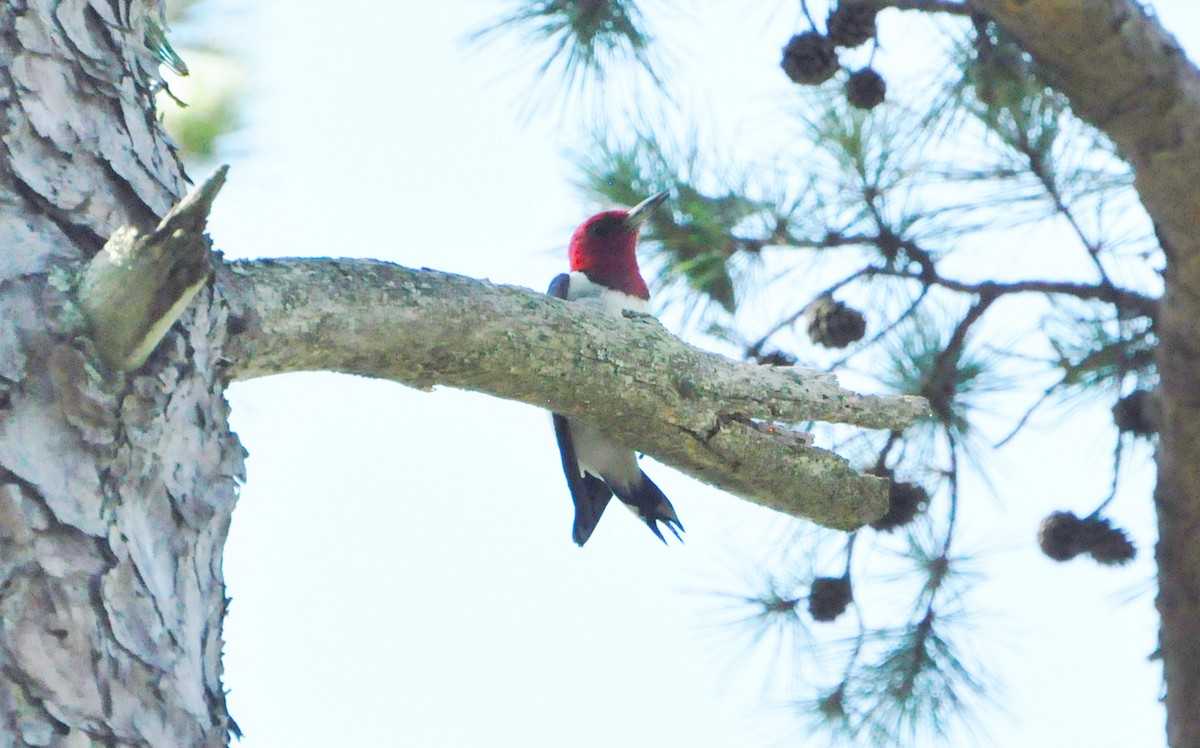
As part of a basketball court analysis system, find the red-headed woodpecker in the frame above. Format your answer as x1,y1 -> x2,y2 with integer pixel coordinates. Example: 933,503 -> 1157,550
547,191 -> 684,546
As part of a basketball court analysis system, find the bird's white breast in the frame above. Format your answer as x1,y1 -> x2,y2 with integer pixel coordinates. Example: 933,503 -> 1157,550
565,271 -> 649,317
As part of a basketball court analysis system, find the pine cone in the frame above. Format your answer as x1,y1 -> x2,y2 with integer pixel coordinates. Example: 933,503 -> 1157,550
1038,511 -> 1087,561
807,297 -> 866,348
781,32 -> 839,85
826,0 -> 878,49
870,480 -> 929,532
1080,516 -> 1136,565
808,576 -> 853,622
1113,390 -> 1158,437
846,67 -> 886,110
817,685 -> 847,718
1038,511 -> 1136,565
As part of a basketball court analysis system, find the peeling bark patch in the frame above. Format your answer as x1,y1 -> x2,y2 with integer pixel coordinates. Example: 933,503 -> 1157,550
47,344 -> 118,445
0,483 -> 36,548
101,558 -> 175,670
4,122 -> 91,212
56,0 -> 114,65
0,389 -> 106,537
0,206 -> 77,278
0,282 -> 37,381
5,0 -> 184,244
2,573 -> 106,724
10,53 -> 86,153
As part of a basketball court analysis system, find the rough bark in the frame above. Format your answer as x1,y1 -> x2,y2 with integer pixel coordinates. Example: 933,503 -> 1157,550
219,259 -> 928,529
967,2 -> 1200,745
1,1 -> 240,745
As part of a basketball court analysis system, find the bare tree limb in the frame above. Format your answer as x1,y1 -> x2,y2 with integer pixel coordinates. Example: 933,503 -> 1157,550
217,258 -> 929,530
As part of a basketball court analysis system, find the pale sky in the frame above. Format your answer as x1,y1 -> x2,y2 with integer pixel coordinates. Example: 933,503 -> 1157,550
176,1 -> 1200,746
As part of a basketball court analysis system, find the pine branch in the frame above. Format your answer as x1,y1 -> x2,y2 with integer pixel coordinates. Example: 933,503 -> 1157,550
865,266 -> 1158,319
768,226 -> 1159,318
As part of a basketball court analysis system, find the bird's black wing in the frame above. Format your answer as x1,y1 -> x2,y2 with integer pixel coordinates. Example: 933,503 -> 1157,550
547,273 -> 571,301
547,273 -> 613,545
551,413 -> 614,546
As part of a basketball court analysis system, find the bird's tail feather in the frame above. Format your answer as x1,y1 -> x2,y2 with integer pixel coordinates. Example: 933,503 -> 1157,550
616,472 -> 684,544
572,475 -> 614,546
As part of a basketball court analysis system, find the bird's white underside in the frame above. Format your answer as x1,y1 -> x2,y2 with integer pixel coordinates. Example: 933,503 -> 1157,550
564,271 -> 649,315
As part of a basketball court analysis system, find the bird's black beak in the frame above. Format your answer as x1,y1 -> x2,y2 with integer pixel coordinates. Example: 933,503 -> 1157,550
624,191 -> 670,228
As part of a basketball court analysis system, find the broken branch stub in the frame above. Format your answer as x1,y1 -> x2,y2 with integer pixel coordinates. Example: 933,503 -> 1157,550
77,166 -> 228,371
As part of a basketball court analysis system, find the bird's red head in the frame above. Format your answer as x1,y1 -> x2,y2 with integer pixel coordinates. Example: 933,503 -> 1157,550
568,192 -> 669,300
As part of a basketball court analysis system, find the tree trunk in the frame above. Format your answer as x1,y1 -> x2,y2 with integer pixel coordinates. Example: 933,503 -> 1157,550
0,1 -> 240,744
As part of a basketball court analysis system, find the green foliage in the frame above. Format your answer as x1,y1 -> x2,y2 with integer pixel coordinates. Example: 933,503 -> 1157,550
877,310 -> 1005,442
961,22 -> 1054,134
857,611 -> 987,743
469,0 -> 662,111
146,16 -> 189,77
155,4 -> 244,165
1045,306 -> 1156,393
161,67 -> 241,162
791,518 -> 990,743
